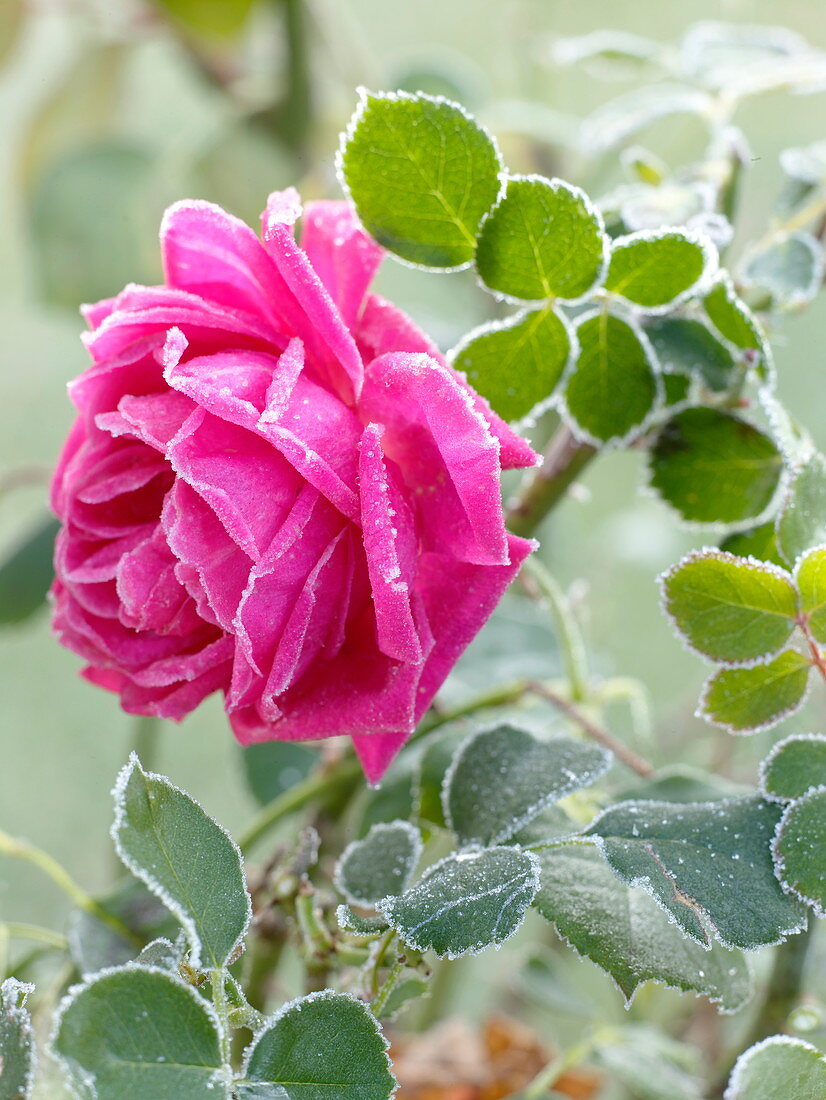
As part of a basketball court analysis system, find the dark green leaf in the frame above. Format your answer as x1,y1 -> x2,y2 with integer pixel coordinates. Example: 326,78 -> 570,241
649,409 -> 783,524
586,796 -> 808,949
761,734 -> 826,801
704,273 -> 772,381
0,516 -> 58,626
135,937 -> 184,971
69,877 -> 176,975
661,550 -> 797,664
772,788 -> 826,914
415,726 -> 468,830
0,978 -> 35,1100
720,523 -> 786,568
335,821 -> 422,907
605,230 -> 714,309
443,724 -> 610,846
700,651 -> 811,734
112,755 -> 251,970
380,847 -> 539,958
741,232 -> 823,309
662,371 -> 693,409
340,90 -> 502,268
242,991 -> 395,1099
241,743 -> 316,808
726,1036 -> 826,1100
52,966 -> 226,1099
563,312 -> 659,444
450,307 -> 572,421
776,454 -> 826,566
646,317 -> 736,393
475,176 -> 606,301
533,845 -> 752,1011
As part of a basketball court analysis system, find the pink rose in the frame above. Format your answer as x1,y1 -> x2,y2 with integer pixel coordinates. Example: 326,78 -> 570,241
50,190 -> 537,781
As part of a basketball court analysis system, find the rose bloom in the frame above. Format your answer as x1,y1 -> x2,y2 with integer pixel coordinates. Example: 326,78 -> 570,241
50,190 -> 537,782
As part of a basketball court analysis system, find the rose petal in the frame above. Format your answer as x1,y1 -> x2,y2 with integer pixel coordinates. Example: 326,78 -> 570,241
301,200 -> 383,327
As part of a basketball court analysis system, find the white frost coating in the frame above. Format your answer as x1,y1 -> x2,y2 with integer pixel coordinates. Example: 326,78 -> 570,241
335,87 -> 506,275
376,846 -> 541,960
771,785 -> 826,917
606,227 -> 720,316
1,978 -> 37,1098
334,820 -> 423,908
759,732 -> 826,802
724,1034 -> 825,1100
739,230 -> 826,311
110,753 -> 252,972
240,988 -> 398,1097
586,796 -> 809,952
440,722 -> 611,845
473,173 -> 610,308
657,547 -> 798,670
557,305 -> 664,451
48,963 -> 230,1100
695,654 -> 812,737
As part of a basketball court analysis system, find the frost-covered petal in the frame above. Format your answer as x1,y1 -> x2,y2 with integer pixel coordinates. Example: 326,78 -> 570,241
301,200 -> 383,327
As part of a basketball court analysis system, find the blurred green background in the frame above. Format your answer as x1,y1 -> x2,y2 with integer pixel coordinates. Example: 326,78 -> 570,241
2,0 -> 826,949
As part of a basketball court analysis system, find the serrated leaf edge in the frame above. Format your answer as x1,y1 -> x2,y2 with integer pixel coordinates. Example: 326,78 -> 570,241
759,732 -> 826,802
334,820 -> 423,908
110,753 -> 252,971
696,652 -> 812,736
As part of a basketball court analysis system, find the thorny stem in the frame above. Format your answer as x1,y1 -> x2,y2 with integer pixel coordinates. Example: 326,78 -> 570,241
0,830 -> 139,945
370,955 -> 405,1019
505,423 -> 597,538
527,681 -> 654,778
522,557 -> 589,702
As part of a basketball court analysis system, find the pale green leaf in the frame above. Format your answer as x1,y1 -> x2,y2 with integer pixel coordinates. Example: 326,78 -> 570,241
0,978 -> 35,1100
795,547 -> 826,642
586,796 -> 808,949
241,742 -> 316,808
379,847 -> 539,958
335,821 -> 422,907
741,232 -> 824,309
242,991 -> 395,1099
533,845 -> 752,1011
340,90 -> 502,268
580,84 -> 714,154
761,734 -> 826,801
51,966 -> 226,1100
112,755 -> 251,970
649,409 -> 783,524
443,724 -> 610,846
700,650 -> 811,734
563,312 -> 659,444
605,230 -> 714,309
725,1036 -> 826,1100
646,316 -> 736,393
704,273 -> 773,382
661,550 -> 797,664
776,454 -> 826,566
475,175 -> 607,301
772,787 -> 826,914
450,306 -> 572,421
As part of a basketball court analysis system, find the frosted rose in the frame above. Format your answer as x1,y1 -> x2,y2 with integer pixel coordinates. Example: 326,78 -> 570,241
50,190 -> 537,781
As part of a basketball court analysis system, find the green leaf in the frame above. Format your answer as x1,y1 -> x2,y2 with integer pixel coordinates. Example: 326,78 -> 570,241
646,317 -> 736,393
340,90 -> 502,268
563,312 -> 659,444
242,991 -> 395,1099
450,306 -> 572,421
661,550 -> 797,665
700,650 -> 811,734
443,724 -> 610,846
595,1028 -> 705,1100
761,734 -> 826,801
335,821 -> 422,907
0,516 -> 58,626
51,966 -> 226,1099
795,546 -> 826,642
379,847 -> 540,958
586,796 -> 808,949
618,766 -> 747,805
335,906 -> 389,936
475,175 -> 606,301
704,273 -> 773,381
772,787 -> 826,914
415,726 -> 468,830
241,742 -> 316,808
720,523 -> 786,569
741,232 -> 824,309
662,371 -> 693,410
532,845 -> 752,1011
649,409 -> 783,524
112,755 -> 251,970
135,937 -> 184,971
725,1036 -> 826,1100
776,454 -> 826,566
605,230 -> 715,309
154,0 -> 256,38
69,877 -> 177,975
0,978 -> 35,1100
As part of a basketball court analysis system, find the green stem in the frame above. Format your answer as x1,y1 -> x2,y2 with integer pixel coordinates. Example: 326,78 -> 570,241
132,714 -> 161,772
211,970 -> 232,1065
0,830 -> 139,945
271,0 -> 313,157
506,423 -> 597,538
522,557 -> 589,702
523,1028 -> 611,1099
371,955 -> 405,1019
2,923 -> 68,952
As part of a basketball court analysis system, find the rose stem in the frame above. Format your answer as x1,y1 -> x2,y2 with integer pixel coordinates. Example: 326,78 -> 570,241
505,422 -> 597,538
